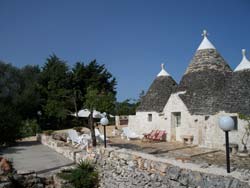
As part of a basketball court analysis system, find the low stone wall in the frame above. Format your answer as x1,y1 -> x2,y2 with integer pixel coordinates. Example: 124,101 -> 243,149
96,148 -> 250,188
39,134 -> 250,188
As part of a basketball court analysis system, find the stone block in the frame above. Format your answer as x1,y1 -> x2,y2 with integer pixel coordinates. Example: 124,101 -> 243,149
166,166 -> 181,180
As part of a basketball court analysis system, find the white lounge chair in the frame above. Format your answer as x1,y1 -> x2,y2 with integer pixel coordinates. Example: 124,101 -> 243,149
121,127 -> 142,140
67,129 -> 90,149
95,128 -> 109,142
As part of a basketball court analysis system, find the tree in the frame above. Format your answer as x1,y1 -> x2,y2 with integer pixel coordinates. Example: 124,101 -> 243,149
17,65 -> 41,119
84,60 -> 116,95
70,60 -> 117,118
115,99 -> 137,115
85,87 -> 116,146
38,54 -> 72,129
239,114 -> 250,152
70,62 -> 87,119
0,62 -> 23,144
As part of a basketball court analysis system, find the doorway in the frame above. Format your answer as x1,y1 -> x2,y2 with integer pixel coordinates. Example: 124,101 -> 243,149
171,112 -> 181,141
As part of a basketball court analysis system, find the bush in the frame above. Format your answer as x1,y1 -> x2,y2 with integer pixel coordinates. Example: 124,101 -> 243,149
58,160 -> 99,188
43,130 -> 54,136
0,106 -> 22,145
20,119 -> 40,138
73,127 -> 82,133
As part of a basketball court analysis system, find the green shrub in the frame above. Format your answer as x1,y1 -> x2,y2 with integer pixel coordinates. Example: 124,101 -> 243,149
0,106 -> 22,145
20,119 -> 39,138
58,160 -> 99,188
43,130 -> 54,135
73,127 -> 82,133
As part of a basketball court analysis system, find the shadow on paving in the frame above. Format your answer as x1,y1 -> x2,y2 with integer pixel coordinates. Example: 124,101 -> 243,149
0,141 -> 41,155
36,162 -> 75,175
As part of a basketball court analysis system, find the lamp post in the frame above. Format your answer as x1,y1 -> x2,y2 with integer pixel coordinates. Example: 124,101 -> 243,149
100,115 -> 109,148
219,116 -> 235,173
37,111 -> 42,133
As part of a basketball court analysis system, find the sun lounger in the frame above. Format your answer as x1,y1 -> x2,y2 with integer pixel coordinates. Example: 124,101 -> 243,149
143,130 -> 167,142
149,130 -> 160,140
142,130 -> 157,141
67,129 -> 89,149
121,127 -> 142,140
153,130 -> 166,141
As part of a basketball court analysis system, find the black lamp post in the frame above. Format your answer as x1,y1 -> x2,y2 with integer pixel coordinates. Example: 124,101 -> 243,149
219,116 -> 235,173
37,111 -> 42,132
100,115 -> 109,148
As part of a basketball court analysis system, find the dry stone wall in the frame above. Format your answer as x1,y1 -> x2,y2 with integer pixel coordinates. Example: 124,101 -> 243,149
40,135 -> 250,188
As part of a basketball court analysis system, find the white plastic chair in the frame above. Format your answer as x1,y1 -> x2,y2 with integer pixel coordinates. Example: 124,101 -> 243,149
121,127 -> 142,140
95,128 -> 108,142
67,129 -> 90,148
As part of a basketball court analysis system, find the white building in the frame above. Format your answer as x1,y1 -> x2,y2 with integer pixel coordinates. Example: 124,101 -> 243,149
128,30 -> 250,150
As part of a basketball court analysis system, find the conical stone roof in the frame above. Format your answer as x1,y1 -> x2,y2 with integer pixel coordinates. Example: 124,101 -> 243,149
224,50 -> 250,115
137,64 -> 177,112
184,31 -> 231,75
178,31 -> 233,115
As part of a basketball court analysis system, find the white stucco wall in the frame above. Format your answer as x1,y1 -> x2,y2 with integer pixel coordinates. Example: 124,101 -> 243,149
162,92 -> 199,142
196,112 -> 250,150
128,92 -> 250,150
128,111 -> 167,135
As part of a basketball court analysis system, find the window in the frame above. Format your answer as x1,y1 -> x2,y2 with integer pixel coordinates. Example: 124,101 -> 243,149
231,116 -> 238,130
148,114 -> 152,122
172,112 -> 181,127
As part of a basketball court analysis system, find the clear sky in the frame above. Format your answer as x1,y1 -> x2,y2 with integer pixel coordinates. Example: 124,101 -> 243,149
1,0 -> 250,101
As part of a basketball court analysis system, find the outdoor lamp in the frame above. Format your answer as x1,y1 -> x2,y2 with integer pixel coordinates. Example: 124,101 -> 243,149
219,116 -> 235,173
100,116 -> 109,148
37,111 -> 42,132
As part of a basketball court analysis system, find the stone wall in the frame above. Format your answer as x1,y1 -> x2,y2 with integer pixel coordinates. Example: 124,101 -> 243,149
39,135 -> 250,188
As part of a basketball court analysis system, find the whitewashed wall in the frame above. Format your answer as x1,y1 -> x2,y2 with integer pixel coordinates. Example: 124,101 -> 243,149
128,111 -> 167,136
128,92 -> 250,150
195,112 -> 250,150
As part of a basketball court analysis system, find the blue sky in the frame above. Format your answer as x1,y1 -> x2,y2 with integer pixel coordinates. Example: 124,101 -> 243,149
1,0 -> 250,101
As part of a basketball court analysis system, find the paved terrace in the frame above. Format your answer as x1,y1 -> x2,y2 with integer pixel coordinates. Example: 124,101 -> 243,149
101,125 -> 250,171
0,138 -> 74,177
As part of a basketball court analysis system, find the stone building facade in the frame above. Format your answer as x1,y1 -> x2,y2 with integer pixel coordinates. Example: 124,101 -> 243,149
128,30 -> 250,150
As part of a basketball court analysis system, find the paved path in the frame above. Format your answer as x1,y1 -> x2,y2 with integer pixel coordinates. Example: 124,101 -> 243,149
0,141 -> 74,176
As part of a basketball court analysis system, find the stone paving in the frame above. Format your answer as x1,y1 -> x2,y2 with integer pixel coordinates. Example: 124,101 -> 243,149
0,140 -> 74,177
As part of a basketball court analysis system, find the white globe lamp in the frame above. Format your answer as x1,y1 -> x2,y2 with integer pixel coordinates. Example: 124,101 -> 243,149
218,116 -> 235,173
100,116 -> 109,148
219,116 -> 235,131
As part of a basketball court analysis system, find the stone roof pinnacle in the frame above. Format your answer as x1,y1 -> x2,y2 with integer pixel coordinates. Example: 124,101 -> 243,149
157,63 -> 170,77
197,30 -> 216,50
234,49 -> 250,72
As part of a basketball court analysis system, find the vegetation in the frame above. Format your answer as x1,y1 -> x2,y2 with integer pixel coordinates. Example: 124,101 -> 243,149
73,127 -> 82,133
58,160 -> 99,188
43,130 -> 54,136
115,99 -> 138,115
20,119 -> 40,138
85,87 -> 116,146
239,114 -> 250,152
0,55 -> 118,145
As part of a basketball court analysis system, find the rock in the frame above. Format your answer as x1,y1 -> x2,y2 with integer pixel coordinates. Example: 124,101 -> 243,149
0,159 -> 11,174
178,169 -> 190,186
127,160 -> 136,168
0,182 -> 12,188
188,171 -> 204,187
166,166 -> 181,180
